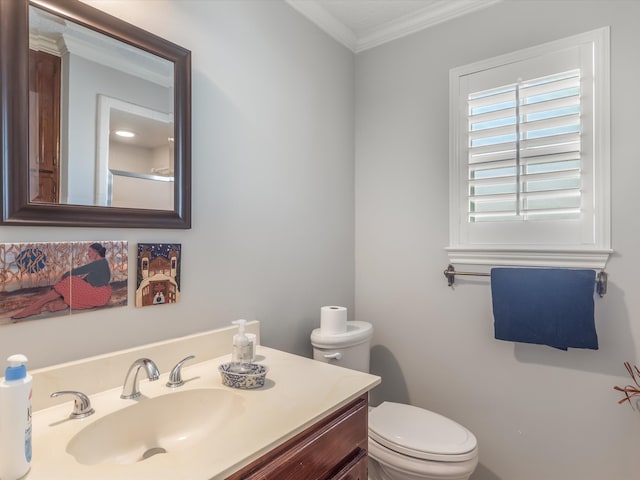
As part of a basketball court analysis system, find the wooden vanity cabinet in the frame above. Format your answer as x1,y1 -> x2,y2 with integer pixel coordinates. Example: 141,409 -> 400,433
226,394 -> 368,480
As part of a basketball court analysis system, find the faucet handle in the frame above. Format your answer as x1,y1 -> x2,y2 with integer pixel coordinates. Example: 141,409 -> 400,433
50,390 -> 95,419
166,354 -> 196,388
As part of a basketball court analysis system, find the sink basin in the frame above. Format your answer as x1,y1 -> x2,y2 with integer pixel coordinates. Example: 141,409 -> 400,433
67,388 -> 243,465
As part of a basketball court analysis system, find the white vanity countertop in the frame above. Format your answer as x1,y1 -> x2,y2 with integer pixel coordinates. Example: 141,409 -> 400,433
28,346 -> 380,480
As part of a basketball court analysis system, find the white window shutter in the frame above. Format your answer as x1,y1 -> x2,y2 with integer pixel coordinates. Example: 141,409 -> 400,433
448,28 -> 611,268
468,71 -> 582,222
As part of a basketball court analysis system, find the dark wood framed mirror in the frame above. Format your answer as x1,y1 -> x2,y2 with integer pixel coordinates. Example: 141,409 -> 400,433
0,0 -> 191,228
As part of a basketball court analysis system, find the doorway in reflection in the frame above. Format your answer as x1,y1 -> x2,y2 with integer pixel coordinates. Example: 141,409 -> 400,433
97,96 -> 174,210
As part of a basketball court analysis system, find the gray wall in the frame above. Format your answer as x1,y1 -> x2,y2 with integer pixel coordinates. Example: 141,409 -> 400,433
355,1 -> 640,479
3,1 -> 639,478
0,0 -> 355,368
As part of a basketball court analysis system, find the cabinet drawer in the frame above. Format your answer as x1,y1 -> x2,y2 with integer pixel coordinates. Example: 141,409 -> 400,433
332,448 -> 367,480
227,395 -> 368,480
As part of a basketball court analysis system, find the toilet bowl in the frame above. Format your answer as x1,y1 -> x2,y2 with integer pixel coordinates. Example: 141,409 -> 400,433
368,401 -> 478,480
310,321 -> 478,480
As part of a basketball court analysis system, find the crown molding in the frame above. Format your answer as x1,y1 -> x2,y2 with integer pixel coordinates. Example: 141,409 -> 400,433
356,0 -> 502,53
286,0 -> 502,54
285,0 -> 358,51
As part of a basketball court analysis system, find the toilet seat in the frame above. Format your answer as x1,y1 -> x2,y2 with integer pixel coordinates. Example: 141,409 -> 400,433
368,402 -> 477,462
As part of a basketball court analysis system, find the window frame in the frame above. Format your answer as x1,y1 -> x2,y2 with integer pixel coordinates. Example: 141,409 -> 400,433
447,27 -> 611,269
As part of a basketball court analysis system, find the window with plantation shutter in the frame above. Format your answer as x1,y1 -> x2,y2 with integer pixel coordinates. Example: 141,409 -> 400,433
468,70 -> 581,223
448,28 -> 611,268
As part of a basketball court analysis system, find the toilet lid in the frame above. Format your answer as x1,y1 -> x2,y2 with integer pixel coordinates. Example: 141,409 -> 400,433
368,402 -> 477,462
310,321 -> 373,348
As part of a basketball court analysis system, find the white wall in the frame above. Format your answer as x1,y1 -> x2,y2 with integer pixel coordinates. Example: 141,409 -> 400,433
0,0 -> 355,369
355,1 -> 640,479
108,142 -> 174,210
109,172 -> 174,210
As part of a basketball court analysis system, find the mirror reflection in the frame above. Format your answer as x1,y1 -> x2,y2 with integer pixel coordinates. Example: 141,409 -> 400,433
98,96 -> 174,210
28,5 -> 175,210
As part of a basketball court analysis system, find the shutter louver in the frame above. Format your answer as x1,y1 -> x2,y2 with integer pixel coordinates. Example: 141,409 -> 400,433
467,70 -> 581,222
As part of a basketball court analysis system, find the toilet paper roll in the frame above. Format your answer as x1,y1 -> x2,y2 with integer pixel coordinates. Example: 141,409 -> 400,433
320,306 -> 347,335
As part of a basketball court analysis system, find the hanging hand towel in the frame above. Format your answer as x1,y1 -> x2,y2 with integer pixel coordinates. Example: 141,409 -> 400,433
491,268 -> 598,350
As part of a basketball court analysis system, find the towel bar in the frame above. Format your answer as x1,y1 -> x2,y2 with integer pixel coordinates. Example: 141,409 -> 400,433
443,264 -> 608,297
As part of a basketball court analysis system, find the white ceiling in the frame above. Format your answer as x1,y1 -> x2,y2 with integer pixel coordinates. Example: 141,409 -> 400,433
285,0 -> 502,53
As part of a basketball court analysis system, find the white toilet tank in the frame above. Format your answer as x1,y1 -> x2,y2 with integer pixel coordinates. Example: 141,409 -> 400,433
310,321 -> 373,373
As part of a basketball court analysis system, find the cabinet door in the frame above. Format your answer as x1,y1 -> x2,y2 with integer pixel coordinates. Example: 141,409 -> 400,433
227,395 -> 368,480
29,49 -> 60,203
31,170 -> 58,203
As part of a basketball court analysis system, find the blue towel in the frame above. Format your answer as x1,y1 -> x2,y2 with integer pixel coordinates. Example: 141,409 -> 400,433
491,268 -> 598,350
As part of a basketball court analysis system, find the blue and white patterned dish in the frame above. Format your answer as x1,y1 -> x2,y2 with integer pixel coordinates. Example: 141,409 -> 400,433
218,362 -> 268,389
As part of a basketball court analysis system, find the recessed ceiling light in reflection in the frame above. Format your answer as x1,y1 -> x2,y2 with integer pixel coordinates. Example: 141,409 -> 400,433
114,130 -> 135,138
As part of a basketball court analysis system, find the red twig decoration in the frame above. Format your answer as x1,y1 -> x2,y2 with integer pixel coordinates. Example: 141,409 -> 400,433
614,361 -> 640,409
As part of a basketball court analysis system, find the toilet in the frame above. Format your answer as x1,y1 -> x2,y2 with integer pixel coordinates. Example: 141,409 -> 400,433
311,321 -> 478,480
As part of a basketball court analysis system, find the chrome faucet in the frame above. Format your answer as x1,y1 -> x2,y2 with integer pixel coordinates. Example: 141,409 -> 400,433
120,358 -> 160,399
166,354 -> 196,388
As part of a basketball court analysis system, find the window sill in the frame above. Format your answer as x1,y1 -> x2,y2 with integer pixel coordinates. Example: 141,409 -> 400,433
445,247 -> 612,270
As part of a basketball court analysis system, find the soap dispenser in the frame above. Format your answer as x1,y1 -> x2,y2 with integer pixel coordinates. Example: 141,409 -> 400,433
0,354 -> 33,480
231,320 -> 253,373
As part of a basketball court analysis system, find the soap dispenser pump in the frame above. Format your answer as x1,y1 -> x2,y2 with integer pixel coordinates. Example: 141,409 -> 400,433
0,354 -> 33,480
231,320 -> 253,372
